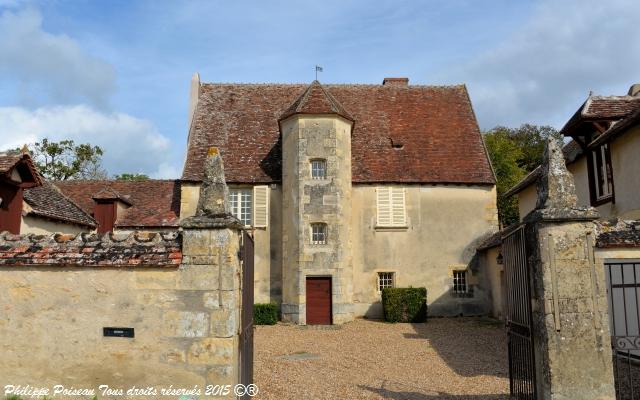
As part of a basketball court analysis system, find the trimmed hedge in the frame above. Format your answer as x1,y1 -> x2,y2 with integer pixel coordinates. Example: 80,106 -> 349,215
381,287 -> 427,323
254,303 -> 278,325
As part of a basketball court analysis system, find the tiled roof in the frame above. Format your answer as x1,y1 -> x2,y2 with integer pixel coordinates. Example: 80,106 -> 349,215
0,151 -> 42,185
182,81 -> 495,185
595,219 -> 640,248
279,80 -> 354,122
55,180 -> 181,228
503,140 -> 584,198
560,95 -> 640,136
23,182 -> 96,227
92,187 -> 133,205
0,152 -> 22,174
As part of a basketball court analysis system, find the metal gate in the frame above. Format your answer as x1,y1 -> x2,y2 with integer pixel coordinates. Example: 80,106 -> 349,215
239,230 -> 255,395
503,225 -> 536,400
606,260 -> 640,400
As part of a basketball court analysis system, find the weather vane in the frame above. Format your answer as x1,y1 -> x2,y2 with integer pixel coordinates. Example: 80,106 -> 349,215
315,65 -> 323,81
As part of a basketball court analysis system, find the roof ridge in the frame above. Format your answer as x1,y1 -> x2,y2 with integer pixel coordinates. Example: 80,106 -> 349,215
200,82 -> 468,89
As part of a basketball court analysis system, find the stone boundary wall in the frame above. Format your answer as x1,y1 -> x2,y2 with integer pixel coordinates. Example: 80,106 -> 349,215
0,228 -> 244,397
595,219 -> 640,248
0,231 -> 182,266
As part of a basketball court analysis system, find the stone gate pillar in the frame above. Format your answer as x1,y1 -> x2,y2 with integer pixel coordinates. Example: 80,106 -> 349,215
180,147 -> 246,393
523,138 -> 615,399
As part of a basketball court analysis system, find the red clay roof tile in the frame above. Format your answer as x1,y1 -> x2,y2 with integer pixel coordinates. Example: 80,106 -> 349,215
182,82 -> 495,185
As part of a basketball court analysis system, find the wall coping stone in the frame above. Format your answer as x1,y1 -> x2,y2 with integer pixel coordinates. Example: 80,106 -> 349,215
0,230 -> 182,267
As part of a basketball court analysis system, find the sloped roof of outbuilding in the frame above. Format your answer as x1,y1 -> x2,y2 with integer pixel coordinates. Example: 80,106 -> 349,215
55,180 -> 181,228
23,182 -> 97,227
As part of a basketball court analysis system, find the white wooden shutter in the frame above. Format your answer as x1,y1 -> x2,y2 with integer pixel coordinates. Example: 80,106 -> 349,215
376,187 -> 406,227
376,187 -> 392,226
253,185 -> 269,227
391,187 -> 406,226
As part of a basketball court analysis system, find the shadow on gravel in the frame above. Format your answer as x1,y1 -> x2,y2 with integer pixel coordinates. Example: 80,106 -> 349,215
405,318 -> 508,379
359,385 -> 509,400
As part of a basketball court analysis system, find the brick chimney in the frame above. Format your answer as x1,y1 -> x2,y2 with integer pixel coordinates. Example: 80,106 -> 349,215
382,77 -> 409,87
628,83 -> 640,97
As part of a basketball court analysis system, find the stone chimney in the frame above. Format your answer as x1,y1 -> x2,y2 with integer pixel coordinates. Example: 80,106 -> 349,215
382,77 -> 409,87
187,72 -> 201,131
628,83 -> 640,97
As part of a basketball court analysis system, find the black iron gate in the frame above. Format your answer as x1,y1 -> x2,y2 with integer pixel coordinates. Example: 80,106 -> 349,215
503,225 -> 536,400
606,261 -> 640,400
239,230 -> 255,396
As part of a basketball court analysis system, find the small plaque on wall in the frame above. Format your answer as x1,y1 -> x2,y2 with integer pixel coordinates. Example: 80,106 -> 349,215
103,327 -> 134,338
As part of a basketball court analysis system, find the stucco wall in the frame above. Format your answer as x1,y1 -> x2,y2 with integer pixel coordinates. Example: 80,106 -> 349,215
351,184 -> 498,317
20,213 -> 89,235
0,229 -> 243,397
518,185 -> 537,221
481,246 -> 505,319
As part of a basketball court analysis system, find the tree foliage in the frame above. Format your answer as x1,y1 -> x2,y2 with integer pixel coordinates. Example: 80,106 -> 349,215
29,138 -> 107,180
484,124 -> 560,227
114,173 -> 149,181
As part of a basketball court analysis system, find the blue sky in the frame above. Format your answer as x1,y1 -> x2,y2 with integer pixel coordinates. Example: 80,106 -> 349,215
1,0 -> 639,178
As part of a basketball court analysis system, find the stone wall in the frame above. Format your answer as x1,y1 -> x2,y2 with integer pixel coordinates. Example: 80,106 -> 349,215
0,229 -> 244,398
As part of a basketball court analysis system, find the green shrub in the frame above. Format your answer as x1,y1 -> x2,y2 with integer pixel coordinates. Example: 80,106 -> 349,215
381,287 -> 427,323
254,303 -> 278,325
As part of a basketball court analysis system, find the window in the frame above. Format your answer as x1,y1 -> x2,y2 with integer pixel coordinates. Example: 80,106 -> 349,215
376,187 -> 406,227
229,188 -> 252,226
453,270 -> 468,294
377,272 -> 395,292
311,159 -> 327,180
588,143 -> 614,205
311,223 -> 327,244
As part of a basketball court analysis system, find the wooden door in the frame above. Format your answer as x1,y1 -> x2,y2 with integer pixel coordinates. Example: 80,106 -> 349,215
94,202 -> 116,233
306,277 -> 332,325
0,183 -> 22,234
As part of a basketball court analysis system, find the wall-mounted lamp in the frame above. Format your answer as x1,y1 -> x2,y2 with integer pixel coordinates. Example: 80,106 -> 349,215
496,252 -> 504,265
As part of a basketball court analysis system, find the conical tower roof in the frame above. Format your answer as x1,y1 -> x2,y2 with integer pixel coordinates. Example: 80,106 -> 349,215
279,80 -> 354,122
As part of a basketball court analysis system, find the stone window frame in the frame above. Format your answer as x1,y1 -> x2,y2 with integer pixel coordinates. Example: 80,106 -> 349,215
310,222 -> 328,245
377,271 -> 395,293
228,187 -> 253,226
310,159 -> 327,180
452,270 -> 468,294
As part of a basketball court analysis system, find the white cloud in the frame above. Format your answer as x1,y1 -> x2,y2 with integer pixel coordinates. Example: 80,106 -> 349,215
446,0 -> 640,129
0,105 -> 180,178
0,8 -> 116,108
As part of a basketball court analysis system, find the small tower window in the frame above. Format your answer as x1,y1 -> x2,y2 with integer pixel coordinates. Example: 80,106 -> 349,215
311,223 -> 327,245
311,159 -> 327,180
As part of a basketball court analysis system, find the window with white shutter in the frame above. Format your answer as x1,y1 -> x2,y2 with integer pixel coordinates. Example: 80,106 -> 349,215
376,187 -> 406,227
252,185 -> 269,228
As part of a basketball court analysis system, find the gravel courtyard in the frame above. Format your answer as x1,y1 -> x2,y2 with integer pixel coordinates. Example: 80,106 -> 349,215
254,317 -> 509,400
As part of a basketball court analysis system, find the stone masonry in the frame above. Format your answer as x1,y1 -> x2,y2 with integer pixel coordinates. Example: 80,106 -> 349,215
0,147 -> 247,398
281,112 -> 355,324
524,137 -> 616,400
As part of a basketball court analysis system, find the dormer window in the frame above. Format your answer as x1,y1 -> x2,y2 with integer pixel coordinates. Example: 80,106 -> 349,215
92,187 -> 131,233
311,159 -> 327,180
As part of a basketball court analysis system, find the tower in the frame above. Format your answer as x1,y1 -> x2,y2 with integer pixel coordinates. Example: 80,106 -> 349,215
279,81 -> 354,324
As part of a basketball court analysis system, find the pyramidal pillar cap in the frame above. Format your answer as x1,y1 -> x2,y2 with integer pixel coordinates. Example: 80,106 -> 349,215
180,146 -> 243,229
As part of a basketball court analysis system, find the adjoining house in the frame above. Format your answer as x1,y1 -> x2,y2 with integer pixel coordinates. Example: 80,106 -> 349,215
480,84 -> 640,320
180,76 -> 499,323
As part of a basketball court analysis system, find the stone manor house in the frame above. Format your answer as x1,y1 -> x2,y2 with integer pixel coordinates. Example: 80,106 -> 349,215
0,76 -> 500,324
